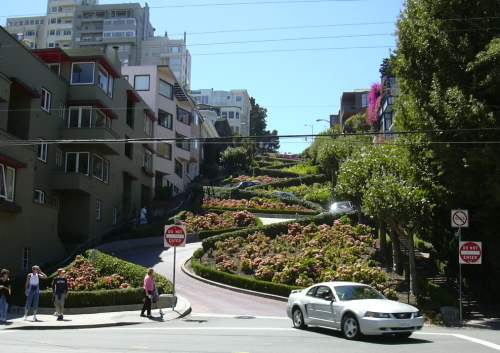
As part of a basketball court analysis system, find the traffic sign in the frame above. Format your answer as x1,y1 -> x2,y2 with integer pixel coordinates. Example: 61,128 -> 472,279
451,209 -> 469,228
164,225 -> 187,248
459,241 -> 482,265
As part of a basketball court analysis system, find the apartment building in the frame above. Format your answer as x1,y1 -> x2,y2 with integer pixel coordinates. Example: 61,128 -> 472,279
338,89 -> 369,128
190,89 -> 251,136
72,2 -> 155,65
141,34 -> 192,89
0,27 -> 154,276
121,64 -> 201,196
4,16 -> 47,49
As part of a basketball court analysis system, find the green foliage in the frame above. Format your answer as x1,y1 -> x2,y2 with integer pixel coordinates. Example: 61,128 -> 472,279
343,112 -> 371,133
220,147 -> 253,173
40,288 -> 145,308
252,167 -> 299,178
283,162 -> 321,176
248,174 -> 327,190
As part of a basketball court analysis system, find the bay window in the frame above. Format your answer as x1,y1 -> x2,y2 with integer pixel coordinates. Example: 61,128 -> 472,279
98,67 -> 113,97
176,107 -> 191,125
71,62 -> 95,85
33,189 -> 46,204
143,149 -> 153,171
65,152 -> 89,175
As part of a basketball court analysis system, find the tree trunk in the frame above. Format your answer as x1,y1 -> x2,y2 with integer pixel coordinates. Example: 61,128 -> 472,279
389,225 -> 403,275
407,232 -> 418,296
379,222 -> 388,267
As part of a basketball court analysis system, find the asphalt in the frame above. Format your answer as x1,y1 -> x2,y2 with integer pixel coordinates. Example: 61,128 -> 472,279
1,314 -> 500,353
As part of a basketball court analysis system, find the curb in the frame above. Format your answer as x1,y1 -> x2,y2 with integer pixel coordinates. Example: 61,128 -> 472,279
181,258 -> 288,302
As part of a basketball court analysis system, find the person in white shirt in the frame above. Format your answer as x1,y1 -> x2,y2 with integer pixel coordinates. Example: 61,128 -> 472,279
24,265 -> 47,321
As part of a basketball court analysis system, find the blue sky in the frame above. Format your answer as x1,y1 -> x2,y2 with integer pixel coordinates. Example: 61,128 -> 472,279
2,0 -> 404,153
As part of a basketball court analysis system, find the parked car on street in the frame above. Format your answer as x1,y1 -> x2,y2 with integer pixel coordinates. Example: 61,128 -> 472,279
234,181 -> 261,189
329,201 -> 356,215
287,281 -> 424,340
272,191 -> 300,201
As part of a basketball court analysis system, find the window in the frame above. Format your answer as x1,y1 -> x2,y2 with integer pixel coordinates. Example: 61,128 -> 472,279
134,75 -> 150,91
221,112 -> 227,119
143,149 -> 153,171
159,80 -> 173,99
68,107 -> 92,128
170,46 -> 180,53
98,67 -> 113,97
92,154 -> 104,181
51,18 -> 56,24
41,88 -> 51,112
236,96 -> 242,102
176,133 -> 190,151
63,30 -> 71,36
55,150 -> 63,169
315,286 -> 334,300
125,135 -> 133,159
22,247 -> 31,272
158,110 -> 173,129
157,143 -> 172,160
112,207 -> 118,225
176,107 -> 191,125
65,152 -> 89,175
306,287 -> 318,297
0,164 -> 15,202
144,115 -> 153,136
48,42 -> 55,48
37,140 -> 48,162
235,112 -> 240,119
95,109 -> 111,129
361,93 -> 368,108
126,99 -> 134,128
34,189 -> 46,204
96,199 -> 102,221
71,62 -> 95,85
175,159 -> 183,177
56,30 -> 61,36
228,112 -> 234,119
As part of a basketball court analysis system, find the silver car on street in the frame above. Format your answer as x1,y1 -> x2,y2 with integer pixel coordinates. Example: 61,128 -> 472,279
287,281 -> 424,340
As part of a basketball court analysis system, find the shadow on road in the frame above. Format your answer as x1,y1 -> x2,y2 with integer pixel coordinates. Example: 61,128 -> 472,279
306,327 -> 433,345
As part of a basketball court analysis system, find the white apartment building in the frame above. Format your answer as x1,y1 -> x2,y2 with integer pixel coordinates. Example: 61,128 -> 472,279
141,34 -> 192,89
4,16 -> 47,49
121,64 -> 201,195
190,89 -> 251,136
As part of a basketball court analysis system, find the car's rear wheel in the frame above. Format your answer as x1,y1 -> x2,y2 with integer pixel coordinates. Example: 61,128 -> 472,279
395,332 -> 412,339
292,307 -> 307,329
342,314 -> 362,340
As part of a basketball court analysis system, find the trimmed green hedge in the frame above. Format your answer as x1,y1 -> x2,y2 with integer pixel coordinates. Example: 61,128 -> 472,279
191,257 -> 300,297
202,206 -> 319,216
252,167 -> 300,178
201,212 -> 338,251
248,174 -> 328,190
40,287 -> 145,308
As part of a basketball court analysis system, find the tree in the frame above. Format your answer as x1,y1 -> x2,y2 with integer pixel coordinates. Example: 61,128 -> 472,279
220,146 -> 253,174
249,97 -> 268,136
395,0 -> 500,300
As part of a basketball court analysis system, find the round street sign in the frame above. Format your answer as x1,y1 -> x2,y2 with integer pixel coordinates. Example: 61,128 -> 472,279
459,241 -> 482,265
164,225 -> 187,248
451,209 -> 469,228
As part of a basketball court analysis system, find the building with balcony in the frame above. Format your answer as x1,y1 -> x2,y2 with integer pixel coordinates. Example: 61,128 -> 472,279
338,89 -> 369,129
121,64 -> 201,196
190,89 -> 251,136
4,16 -> 47,49
72,2 -> 155,65
0,27 -> 154,277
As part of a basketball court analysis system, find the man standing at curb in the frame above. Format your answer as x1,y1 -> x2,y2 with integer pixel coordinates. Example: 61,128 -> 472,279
52,269 -> 68,321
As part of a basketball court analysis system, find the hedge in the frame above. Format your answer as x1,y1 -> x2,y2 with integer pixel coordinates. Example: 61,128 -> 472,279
248,174 -> 328,190
252,167 -> 300,178
39,287 -> 145,308
201,212 -> 338,251
191,257 -> 300,297
202,206 -> 319,216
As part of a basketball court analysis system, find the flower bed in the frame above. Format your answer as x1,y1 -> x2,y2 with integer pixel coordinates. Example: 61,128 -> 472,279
183,210 -> 258,233
39,249 -> 172,307
203,197 -> 317,214
199,222 -> 396,298
263,183 -> 333,205
233,175 -> 285,185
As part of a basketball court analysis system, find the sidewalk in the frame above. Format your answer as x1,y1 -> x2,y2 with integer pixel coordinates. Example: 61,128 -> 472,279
1,295 -> 191,330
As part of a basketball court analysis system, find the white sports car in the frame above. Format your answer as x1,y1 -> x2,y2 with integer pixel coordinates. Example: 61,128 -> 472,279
287,281 -> 424,340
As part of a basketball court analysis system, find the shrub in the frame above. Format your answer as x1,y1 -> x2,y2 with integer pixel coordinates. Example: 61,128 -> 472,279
252,167 -> 300,178
220,147 -> 253,173
283,163 -> 321,176
39,288 -> 145,308
248,174 -> 328,190
203,197 -> 316,213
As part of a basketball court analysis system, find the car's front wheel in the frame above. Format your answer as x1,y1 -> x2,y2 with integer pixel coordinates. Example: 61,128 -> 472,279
292,307 -> 307,329
342,314 -> 362,340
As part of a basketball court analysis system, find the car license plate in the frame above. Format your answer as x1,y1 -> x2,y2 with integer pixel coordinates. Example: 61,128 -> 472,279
398,320 -> 412,327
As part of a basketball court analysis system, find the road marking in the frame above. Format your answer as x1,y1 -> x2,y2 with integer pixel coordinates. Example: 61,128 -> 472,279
190,313 -> 288,320
416,332 -> 500,351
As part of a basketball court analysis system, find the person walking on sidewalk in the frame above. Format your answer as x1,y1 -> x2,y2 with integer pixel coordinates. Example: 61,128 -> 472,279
141,268 -> 155,317
24,265 -> 47,321
52,269 -> 68,321
0,269 -> 11,324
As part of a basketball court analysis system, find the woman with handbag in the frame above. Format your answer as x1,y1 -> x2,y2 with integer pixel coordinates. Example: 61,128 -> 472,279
24,265 -> 47,321
141,268 -> 155,317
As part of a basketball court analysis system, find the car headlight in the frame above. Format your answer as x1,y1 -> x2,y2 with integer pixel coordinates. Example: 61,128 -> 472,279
414,311 -> 423,317
364,311 -> 391,318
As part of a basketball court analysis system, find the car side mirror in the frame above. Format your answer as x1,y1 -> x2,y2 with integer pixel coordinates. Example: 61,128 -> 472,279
324,295 -> 334,302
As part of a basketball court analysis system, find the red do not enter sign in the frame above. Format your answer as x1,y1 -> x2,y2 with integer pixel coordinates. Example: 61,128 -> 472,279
164,225 -> 187,248
459,241 -> 482,265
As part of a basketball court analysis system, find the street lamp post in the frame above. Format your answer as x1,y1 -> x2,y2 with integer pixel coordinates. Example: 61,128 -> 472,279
304,124 -> 314,142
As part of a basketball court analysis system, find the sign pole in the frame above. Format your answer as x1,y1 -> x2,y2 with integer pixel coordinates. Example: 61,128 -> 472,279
173,246 -> 177,298
458,227 -> 462,324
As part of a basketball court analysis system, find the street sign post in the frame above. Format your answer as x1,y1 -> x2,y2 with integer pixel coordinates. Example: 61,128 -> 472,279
164,224 -> 187,297
451,209 -> 469,228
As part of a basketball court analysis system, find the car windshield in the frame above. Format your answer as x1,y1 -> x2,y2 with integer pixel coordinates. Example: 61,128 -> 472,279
334,285 -> 385,301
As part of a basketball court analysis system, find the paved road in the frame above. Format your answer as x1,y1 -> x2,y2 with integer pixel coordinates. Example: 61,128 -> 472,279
2,315 -> 500,353
115,242 -> 287,316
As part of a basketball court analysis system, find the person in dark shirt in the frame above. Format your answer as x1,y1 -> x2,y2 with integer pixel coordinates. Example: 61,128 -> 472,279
0,269 -> 10,324
52,269 -> 68,321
